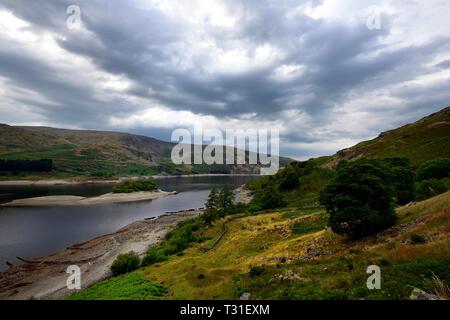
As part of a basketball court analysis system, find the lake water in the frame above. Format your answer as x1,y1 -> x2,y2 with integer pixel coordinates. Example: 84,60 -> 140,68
0,175 -> 257,271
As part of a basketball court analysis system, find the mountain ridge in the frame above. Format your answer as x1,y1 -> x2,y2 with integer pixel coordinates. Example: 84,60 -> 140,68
325,106 -> 450,167
0,124 -> 292,178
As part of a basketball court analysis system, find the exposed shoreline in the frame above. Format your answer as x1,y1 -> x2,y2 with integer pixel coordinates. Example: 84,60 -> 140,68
0,174 -> 260,186
0,184 -> 254,300
0,190 -> 176,207
0,209 -> 202,300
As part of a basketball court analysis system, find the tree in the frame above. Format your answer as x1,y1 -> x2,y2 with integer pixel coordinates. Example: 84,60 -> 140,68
203,187 -> 219,226
319,159 -> 397,239
382,157 -> 414,205
415,158 -> 450,182
218,183 -> 234,217
279,170 -> 300,191
414,178 -> 450,201
251,181 -> 286,211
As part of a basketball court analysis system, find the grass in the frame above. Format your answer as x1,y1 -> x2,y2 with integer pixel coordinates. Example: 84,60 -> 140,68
326,107 -> 450,168
68,272 -> 167,300
72,191 -> 450,300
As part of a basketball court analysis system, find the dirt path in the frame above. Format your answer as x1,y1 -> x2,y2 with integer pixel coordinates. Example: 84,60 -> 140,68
0,210 -> 201,300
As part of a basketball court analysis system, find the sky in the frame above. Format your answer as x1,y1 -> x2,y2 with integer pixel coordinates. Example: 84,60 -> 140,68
0,0 -> 449,160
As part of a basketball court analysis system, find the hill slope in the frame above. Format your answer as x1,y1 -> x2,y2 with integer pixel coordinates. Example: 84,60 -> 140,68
0,125 -> 291,178
326,106 -> 450,168
70,191 -> 450,300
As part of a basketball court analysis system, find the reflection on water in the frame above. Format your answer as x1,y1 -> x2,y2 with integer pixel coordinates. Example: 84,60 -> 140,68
0,175 -> 257,271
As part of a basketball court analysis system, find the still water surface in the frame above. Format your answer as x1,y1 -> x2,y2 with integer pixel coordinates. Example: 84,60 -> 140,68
0,175 -> 257,271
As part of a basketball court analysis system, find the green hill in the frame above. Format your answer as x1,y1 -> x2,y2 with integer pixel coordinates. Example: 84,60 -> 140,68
0,125 -> 292,179
70,190 -> 450,300
326,106 -> 450,168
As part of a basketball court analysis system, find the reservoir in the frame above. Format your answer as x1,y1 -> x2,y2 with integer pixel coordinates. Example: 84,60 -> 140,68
0,175 -> 257,271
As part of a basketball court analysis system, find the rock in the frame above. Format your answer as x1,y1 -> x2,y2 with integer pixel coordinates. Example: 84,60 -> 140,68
240,292 -> 251,300
270,270 -> 305,282
410,288 -> 439,300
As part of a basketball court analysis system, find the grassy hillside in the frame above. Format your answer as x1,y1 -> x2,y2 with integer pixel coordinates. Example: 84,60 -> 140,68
0,125 -> 291,179
326,107 -> 450,168
70,190 -> 450,300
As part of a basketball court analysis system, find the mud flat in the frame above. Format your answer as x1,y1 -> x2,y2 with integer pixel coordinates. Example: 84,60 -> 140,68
0,190 -> 176,207
0,209 -> 202,300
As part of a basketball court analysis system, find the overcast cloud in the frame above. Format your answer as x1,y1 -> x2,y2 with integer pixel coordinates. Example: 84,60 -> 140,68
0,0 -> 449,159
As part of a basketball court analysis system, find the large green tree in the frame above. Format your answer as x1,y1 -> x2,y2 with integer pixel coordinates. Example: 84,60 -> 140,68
319,159 -> 397,239
415,158 -> 450,182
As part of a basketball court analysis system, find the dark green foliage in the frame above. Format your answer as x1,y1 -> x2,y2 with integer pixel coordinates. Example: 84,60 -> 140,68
249,265 -> 266,277
410,234 -> 426,244
250,181 -> 286,211
383,157 -> 415,205
110,251 -> 141,276
203,187 -> 219,226
319,159 -> 397,239
416,158 -> 450,182
218,184 -> 235,217
247,159 -> 336,209
141,248 -> 168,266
0,159 -> 52,172
142,218 -> 203,266
203,184 -> 239,225
278,171 -> 300,191
112,179 -> 158,193
414,178 -> 450,201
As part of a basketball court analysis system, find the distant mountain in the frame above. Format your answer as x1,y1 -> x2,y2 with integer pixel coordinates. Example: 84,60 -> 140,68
0,125 -> 292,178
326,106 -> 450,168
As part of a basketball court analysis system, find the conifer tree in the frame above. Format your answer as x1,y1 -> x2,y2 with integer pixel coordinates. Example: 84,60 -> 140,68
203,187 -> 219,226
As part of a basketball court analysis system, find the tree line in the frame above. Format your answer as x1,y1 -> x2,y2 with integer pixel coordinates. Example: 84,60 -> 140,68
203,184 -> 235,226
0,159 -> 53,172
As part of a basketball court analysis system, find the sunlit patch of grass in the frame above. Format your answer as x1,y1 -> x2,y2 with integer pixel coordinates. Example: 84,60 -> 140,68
68,272 -> 167,300
72,191 -> 450,300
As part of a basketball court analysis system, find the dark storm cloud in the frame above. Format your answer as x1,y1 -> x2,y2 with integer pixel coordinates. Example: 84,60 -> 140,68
0,0 -> 449,158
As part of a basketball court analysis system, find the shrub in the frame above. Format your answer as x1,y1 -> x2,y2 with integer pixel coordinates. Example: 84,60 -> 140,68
414,178 -> 450,201
319,159 -> 397,239
112,179 -> 158,193
415,158 -> 450,182
141,247 -> 167,266
141,218 -> 203,266
110,251 -> 141,275
410,234 -> 426,244
279,171 -> 300,191
250,181 -> 286,211
249,265 -> 266,277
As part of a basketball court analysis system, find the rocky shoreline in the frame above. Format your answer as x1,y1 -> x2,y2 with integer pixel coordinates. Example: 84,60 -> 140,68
0,209 -> 202,300
0,184 -> 254,300
0,174 -> 260,186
